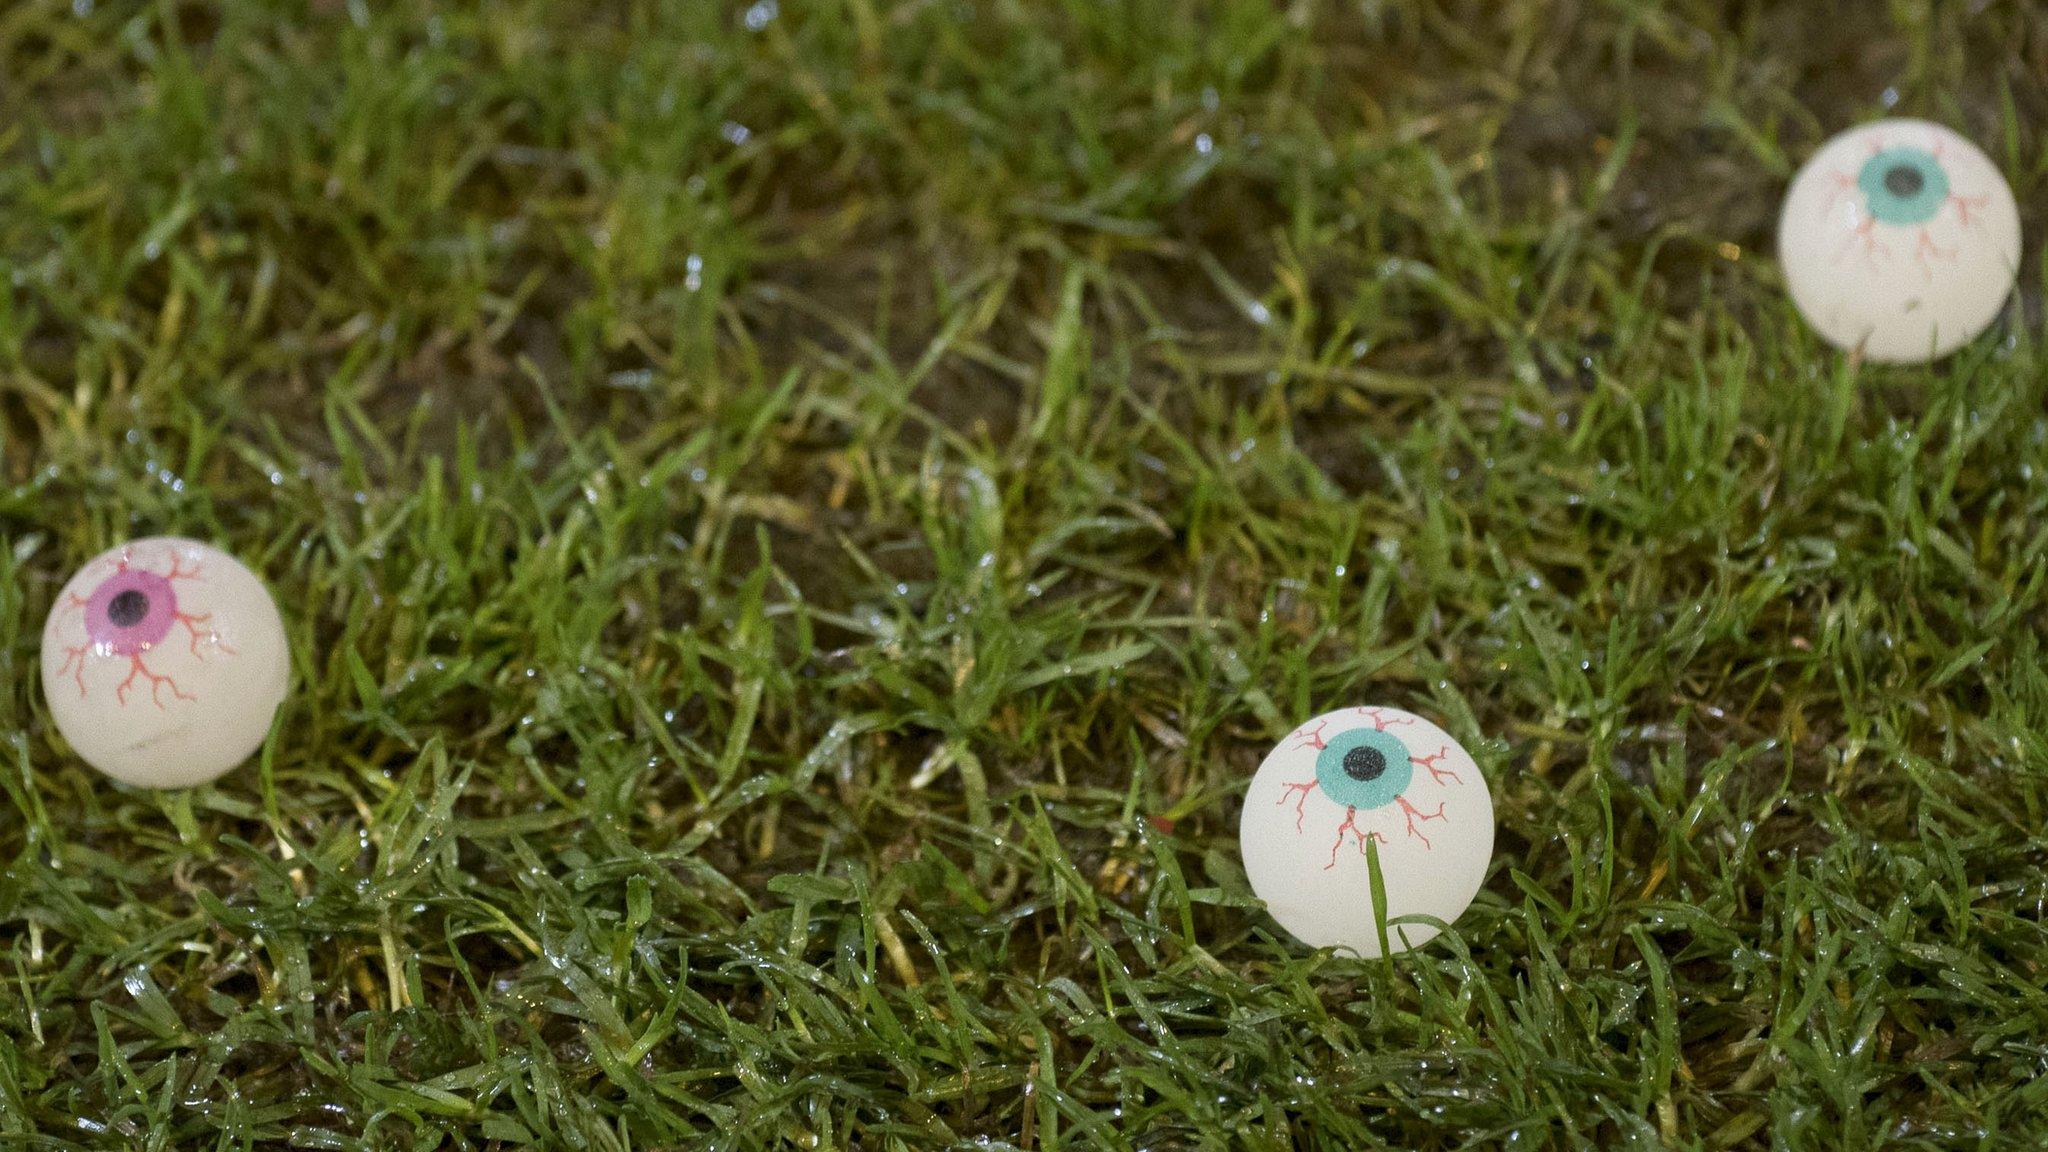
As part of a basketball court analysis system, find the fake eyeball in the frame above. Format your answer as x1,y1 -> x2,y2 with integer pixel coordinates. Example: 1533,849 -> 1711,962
1240,706 -> 1492,958
41,538 -> 289,788
1779,119 -> 2021,362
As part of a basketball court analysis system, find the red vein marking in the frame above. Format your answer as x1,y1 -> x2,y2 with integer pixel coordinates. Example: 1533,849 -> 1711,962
1358,707 -> 1415,733
1946,193 -> 1989,226
1396,795 -> 1447,849
1278,781 -> 1317,832
1325,806 -> 1385,870
1292,719 -> 1329,751
1411,745 -> 1461,786
58,647 -> 89,697
116,655 -> 196,709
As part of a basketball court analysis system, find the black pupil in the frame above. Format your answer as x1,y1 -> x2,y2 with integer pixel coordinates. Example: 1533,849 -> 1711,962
1883,164 -> 1924,198
107,589 -> 150,628
1342,745 -> 1387,782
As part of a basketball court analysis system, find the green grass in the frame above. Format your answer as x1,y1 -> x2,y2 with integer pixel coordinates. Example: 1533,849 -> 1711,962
2,0 -> 2047,1148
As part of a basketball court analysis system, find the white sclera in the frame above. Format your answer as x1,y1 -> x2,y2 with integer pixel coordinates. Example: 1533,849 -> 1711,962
1240,706 -> 1493,958
41,537 -> 289,789
1779,118 -> 2021,363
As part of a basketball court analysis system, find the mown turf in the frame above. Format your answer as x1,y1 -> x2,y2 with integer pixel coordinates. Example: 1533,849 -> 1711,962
2,1 -> 2046,1148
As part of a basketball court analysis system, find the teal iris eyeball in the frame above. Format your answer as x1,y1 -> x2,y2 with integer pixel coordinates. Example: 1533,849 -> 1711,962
1238,706 -> 1495,959
1778,119 -> 2021,363
1313,725 -> 1413,810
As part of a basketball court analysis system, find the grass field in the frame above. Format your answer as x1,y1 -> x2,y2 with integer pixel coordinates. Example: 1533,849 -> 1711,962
3,1 -> 2047,1148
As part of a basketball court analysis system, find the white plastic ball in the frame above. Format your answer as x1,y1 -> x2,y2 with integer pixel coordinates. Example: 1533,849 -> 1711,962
1779,118 -> 2021,362
41,537 -> 289,788
1240,706 -> 1493,957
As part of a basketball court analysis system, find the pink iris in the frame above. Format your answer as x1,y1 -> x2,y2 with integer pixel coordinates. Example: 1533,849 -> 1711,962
82,567 -> 179,656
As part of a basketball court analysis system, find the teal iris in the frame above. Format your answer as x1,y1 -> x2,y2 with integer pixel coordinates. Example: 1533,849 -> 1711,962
1856,147 -> 1948,226
1314,726 -> 1413,810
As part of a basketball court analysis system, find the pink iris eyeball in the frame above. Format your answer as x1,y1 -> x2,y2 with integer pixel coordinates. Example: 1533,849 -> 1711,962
41,537 -> 290,789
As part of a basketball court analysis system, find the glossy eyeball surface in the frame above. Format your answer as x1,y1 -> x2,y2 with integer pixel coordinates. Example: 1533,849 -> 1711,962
1779,119 -> 2020,362
1239,707 -> 1493,958
41,537 -> 289,788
